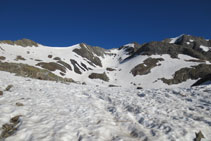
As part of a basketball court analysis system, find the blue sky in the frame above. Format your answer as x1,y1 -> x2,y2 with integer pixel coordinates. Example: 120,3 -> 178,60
0,0 -> 211,49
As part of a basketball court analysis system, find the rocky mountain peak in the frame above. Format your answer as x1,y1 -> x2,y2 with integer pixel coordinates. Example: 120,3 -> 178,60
118,42 -> 142,56
173,34 -> 211,47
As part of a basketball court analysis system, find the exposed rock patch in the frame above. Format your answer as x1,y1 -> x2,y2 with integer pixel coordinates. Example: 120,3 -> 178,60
57,60 -> 72,71
0,115 -> 22,139
131,58 -> 164,76
161,64 -> 211,85
16,102 -> 24,106
88,72 -> 109,82
108,84 -> 119,87
174,35 -> 211,47
35,59 -> 42,62
48,55 -> 53,58
0,91 -> 3,96
0,62 -> 73,82
36,62 -> 66,73
126,36 -> 211,62
53,57 -> 61,61
60,72 -> 65,76
15,56 -> 26,61
185,59 -> 205,63
106,67 -> 116,71
73,43 -> 103,67
0,39 -> 39,47
119,42 -> 142,56
191,74 -> 211,86
80,62 -> 89,71
70,59 -> 87,74
5,85 -> 13,91
0,56 -> 6,60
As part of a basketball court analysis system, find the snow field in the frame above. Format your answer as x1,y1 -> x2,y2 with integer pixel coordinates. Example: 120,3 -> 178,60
0,71 -> 211,141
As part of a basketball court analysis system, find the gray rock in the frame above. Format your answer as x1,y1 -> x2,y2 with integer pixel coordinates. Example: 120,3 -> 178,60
88,72 -> 109,82
131,58 -> 164,76
161,64 -> 211,85
73,43 -> 104,67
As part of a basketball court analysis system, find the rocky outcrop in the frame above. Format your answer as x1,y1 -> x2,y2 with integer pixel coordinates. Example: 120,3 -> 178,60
0,39 -> 39,47
70,59 -> 82,74
161,64 -> 211,85
73,43 -> 104,67
191,74 -> 211,86
0,62 -> 73,82
36,62 -> 66,73
88,72 -> 109,82
106,67 -> 116,71
137,42 -> 209,60
131,58 -> 164,76
125,35 -> 211,62
57,60 -> 72,71
0,115 -> 22,139
173,35 -> 211,47
15,56 -> 26,61
119,42 -> 142,56
0,56 -> 6,60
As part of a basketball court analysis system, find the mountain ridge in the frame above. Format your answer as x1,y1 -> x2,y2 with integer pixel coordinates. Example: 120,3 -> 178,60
0,34 -> 211,88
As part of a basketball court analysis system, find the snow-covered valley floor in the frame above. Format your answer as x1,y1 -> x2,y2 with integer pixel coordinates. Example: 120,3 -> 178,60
0,71 -> 211,141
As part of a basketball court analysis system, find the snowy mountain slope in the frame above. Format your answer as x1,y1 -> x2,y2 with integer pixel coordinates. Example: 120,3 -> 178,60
0,71 -> 211,141
0,35 -> 211,88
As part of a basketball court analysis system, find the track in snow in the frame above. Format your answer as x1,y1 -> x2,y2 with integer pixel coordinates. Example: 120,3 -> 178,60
0,71 -> 211,141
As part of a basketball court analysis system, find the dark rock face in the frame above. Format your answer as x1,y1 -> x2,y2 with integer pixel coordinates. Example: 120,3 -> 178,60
119,42 -> 142,56
48,55 -> 53,58
161,64 -> 211,85
174,35 -> 211,47
73,43 -> 104,67
127,42 -> 182,59
185,59 -> 205,63
53,57 -> 61,61
88,72 -> 109,82
125,35 -> 211,62
70,59 -> 82,74
106,67 -> 116,71
0,39 -> 39,47
137,42 -> 209,60
57,60 -> 72,71
80,62 -> 89,71
191,74 -> 211,86
131,58 -> 164,76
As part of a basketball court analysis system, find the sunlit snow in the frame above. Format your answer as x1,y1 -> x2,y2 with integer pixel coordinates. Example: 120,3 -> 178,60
0,71 -> 211,141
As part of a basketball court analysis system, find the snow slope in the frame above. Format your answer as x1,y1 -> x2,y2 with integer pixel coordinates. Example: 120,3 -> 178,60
0,71 -> 211,141
0,41 -> 206,89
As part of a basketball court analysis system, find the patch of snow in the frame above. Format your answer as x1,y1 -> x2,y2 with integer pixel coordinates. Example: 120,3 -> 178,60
169,34 -> 183,44
123,43 -> 135,48
200,45 -> 210,52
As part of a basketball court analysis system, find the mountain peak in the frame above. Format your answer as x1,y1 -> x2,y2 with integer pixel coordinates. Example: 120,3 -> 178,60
162,34 -> 211,48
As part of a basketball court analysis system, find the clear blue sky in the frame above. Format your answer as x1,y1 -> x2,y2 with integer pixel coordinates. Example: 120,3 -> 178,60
0,0 -> 211,49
